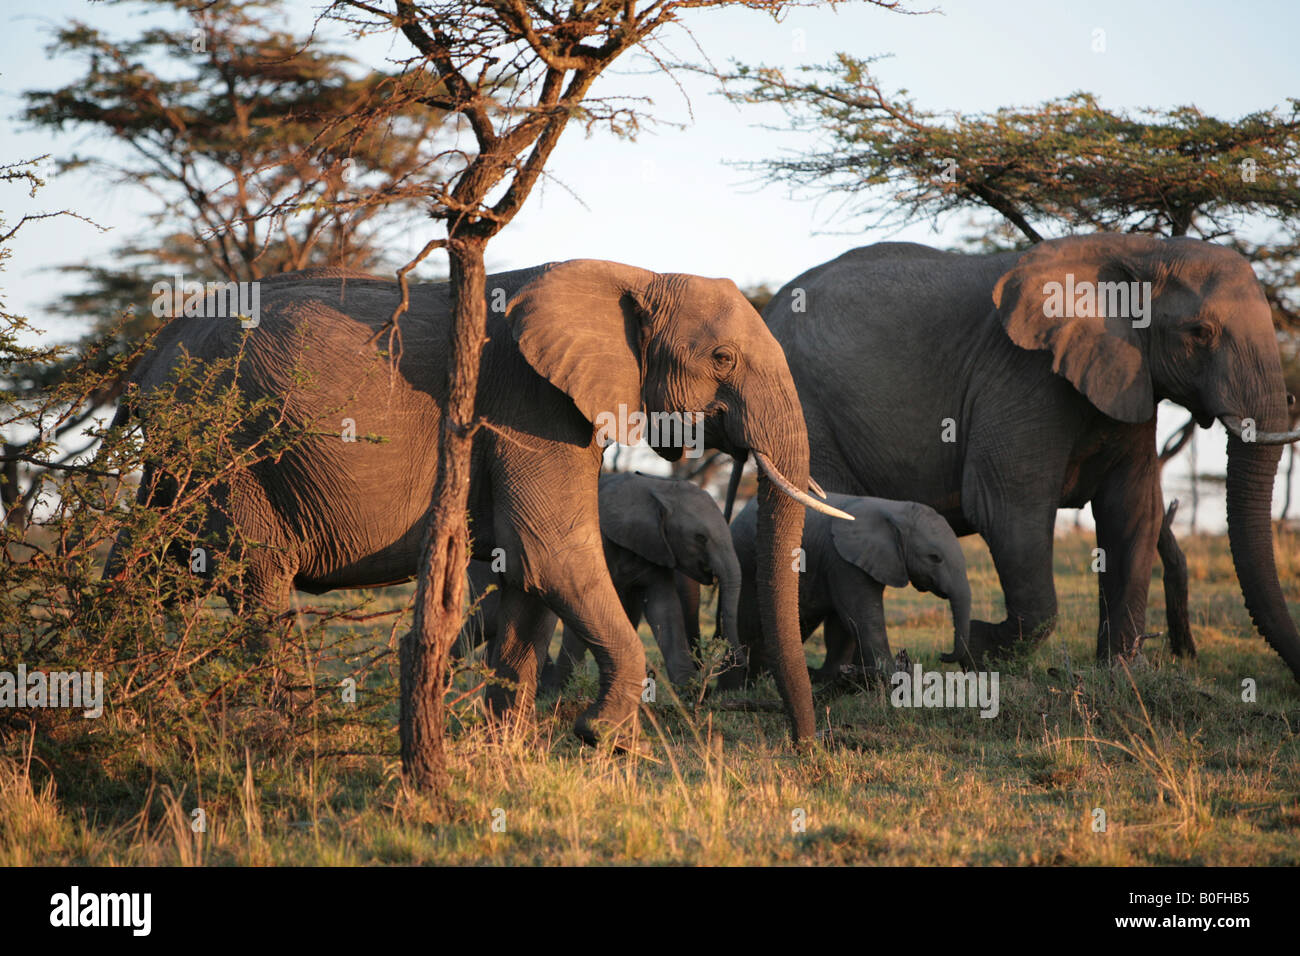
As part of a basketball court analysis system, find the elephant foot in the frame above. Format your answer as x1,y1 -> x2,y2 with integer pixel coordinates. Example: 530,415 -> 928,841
813,664 -> 892,695
666,668 -> 701,690
671,671 -> 717,707
942,617 -> 1052,669
573,694 -> 643,753
712,649 -> 751,691
574,676 -> 644,749
714,669 -> 747,692
538,660 -> 565,694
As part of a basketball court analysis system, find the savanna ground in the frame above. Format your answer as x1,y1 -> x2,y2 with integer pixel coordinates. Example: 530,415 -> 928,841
2,527 -> 1298,866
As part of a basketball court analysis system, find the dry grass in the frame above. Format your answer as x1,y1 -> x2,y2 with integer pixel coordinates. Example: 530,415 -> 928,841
1,530 -> 1297,865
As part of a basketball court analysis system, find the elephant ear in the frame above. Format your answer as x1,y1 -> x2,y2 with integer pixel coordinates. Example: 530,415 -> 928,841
507,260 -> 655,427
830,500 -> 908,589
600,483 -> 677,568
992,237 -> 1157,424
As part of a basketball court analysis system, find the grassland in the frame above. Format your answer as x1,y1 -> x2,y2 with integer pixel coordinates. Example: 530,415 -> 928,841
2,529 -> 1298,865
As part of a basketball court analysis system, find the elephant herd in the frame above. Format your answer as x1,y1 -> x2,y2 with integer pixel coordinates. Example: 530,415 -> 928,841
456,475 -> 968,695
110,235 -> 1300,747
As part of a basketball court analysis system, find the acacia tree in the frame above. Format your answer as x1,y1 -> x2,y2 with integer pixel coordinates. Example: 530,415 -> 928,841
321,0 -> 906,790
24,0 -> 448,287
5,0 -> 449,525
0,157 -> 108,527
720,63 -> 1300,341
724,61 -> 1300,464
719,64 -> 1300,236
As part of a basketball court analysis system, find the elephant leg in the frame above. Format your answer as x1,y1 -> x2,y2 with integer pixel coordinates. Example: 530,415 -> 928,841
209,471 -> 295,623
484,585 -> 558,727
489,455 -> 646,744
531,611 -> 559,694
972,509 -> 1060,662
105,460 -> 182,592
216,538 -> 296,672
238,545 -> 295,616
619,584 -> 645,628
547,581 -> 648,743
676,574 -> 702,658
226,543 -> 301,704
1091,459 -> 1162,660
1157,499 -> 1196,658
460,571 -> 506,662
454,611 -> 483,662
826,564 -> 891,675
517,556 -> 647,743
642,570 -> 697,686
547,583 -> 643,690
814,617 -> 854,682
546,623 -> 589,689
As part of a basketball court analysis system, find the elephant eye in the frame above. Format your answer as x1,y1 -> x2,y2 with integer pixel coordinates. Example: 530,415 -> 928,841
1188,321 -> 1218,346
928,553 -> 943,563
712,346 -> 737,373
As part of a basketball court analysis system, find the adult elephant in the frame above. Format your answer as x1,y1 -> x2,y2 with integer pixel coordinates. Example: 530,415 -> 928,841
727,493 -> 970,684
458,471 -> 743,688
763,236 -> 1300,678
110,261 -> 847,745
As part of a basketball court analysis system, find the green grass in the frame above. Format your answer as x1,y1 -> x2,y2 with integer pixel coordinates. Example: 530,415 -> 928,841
2,529 -> 1298,865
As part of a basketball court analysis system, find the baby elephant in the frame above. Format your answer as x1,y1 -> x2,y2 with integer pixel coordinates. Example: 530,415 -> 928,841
726,493 -> 971,686
460,471 -> 743,688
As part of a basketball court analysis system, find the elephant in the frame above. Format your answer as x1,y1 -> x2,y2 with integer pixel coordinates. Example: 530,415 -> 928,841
457,471 -> 743,689
109,260 -> 847,745
758,235 -> 1300,680
726,492 -> 970,685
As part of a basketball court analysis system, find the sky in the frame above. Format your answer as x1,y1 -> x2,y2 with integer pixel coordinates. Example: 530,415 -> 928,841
2,0 -> 1299,528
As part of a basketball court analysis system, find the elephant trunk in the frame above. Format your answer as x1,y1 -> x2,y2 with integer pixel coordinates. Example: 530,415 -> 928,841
1225,436 -> 1300,681
751,423 -> 816,743
710,541 -> 744,663
948,578 -> 973,667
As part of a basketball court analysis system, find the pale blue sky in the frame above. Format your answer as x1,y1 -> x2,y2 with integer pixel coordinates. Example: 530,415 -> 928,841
2,0 -> 1298,526
5,0 -> 1299,332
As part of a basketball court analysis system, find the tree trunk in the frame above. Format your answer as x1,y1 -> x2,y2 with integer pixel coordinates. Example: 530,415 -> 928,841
400,235 -> 487,793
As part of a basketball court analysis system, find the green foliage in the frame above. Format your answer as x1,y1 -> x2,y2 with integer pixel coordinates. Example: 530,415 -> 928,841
725,56 -> 1300,241
7,0 -> 453,521
1,174 -> 406,823
724,55 -> 1300,375
22,0 -> 448,347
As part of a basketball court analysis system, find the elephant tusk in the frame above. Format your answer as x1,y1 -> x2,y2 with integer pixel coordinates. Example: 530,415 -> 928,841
808,476 -> 828,499
1220,415 -> 1300,445
753,452 -> 854,520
